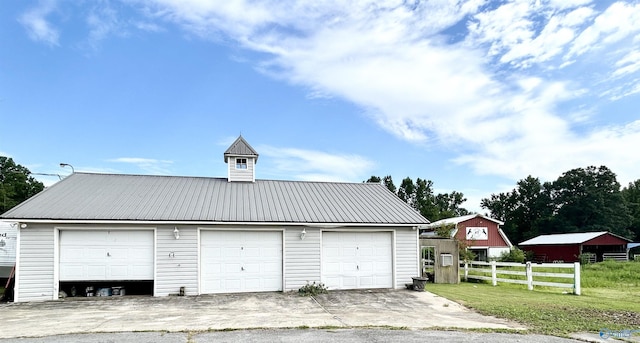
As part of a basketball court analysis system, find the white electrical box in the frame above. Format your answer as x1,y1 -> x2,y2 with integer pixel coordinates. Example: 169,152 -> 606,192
440,253 -> 453,267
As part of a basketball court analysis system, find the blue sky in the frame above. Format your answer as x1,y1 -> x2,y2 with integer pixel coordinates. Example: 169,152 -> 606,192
1,0 -> 640,213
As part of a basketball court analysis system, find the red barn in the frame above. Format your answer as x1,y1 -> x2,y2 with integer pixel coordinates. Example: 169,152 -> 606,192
519,231 -> 631,263
421,214 -> 513,261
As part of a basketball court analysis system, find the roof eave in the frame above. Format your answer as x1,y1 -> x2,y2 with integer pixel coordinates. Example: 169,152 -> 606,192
9,218 -> 427,227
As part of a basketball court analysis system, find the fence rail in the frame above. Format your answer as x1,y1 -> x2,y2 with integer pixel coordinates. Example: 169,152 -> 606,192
602,252 -> 628,261
460,261 -> 581,295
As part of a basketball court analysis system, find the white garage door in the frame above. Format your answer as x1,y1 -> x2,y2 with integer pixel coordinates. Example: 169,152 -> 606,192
201,231 -> 282,293
322,232 -> 393,289
59,230 -> 154,281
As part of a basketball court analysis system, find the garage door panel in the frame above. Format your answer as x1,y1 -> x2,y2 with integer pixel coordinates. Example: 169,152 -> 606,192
223,263 -> 242,273
61,265 -> 84,279
201,231 -> 282,293
359,261 -> 373,272
342,262 -> 358,273
343,247 -> 358,258
359,246 -> 374,257
359,276 -> 374,287
61,248 -> 84,260
87,265 -> 107,278
322,232 -> 393,290
109,265 -> 128,278
130,247 -> 153,259
262,262 -> 281,273
324,262 -> 340,274
341,276 -> 357,288
223,247 -> 241,257
86,249 -> 107,259
224,279 -> 241,290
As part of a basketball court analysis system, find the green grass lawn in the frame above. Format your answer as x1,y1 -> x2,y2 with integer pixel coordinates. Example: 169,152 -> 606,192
428,261 -> 640,336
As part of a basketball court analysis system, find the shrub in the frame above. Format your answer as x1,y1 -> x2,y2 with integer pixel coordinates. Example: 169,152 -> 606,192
298,281 -> 328,296
498,248 -> 526,263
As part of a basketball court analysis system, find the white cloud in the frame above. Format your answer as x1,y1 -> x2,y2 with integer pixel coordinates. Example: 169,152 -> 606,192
108,157 -> 174,174
567,1 -> 640,59
259,146 -> 375,182
18,0 -> 59,46
612,50 -> 640,78
468,1 -> 596,68
132,21 -> 163,32
136,0 -> 640,187
83,2 -> 130,50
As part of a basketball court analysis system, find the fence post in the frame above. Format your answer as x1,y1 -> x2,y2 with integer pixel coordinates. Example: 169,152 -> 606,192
464,262 -> 469,281
491,260 -> 497,286
526,261 -> 533,291
574,262 -> 581,295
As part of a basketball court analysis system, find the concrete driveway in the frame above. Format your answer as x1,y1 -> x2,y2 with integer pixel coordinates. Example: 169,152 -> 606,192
0,289 -> 524,339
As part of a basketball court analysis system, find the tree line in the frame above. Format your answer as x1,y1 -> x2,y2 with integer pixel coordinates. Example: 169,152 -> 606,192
365,175 -> 470,222
480,165 -> 639,244
367,165 -> 640,244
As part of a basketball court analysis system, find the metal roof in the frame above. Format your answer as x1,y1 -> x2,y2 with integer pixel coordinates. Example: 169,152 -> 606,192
224,136 -> 259,162
1,173 -> 429,225
519,231 -> 627,245
425,214 -> 504,228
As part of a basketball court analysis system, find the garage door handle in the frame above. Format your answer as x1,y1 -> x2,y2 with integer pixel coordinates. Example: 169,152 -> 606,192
357,265 -> 359,271
107,252 -> 111,257
241,267 -> 244,271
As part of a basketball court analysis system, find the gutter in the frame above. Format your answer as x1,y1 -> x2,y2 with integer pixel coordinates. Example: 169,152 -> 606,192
9,219 -> 425,228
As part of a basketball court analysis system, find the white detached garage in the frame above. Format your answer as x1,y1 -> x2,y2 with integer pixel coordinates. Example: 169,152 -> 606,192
1,136 -> 429,302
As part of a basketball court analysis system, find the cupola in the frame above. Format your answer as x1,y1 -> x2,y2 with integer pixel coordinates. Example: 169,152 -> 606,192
224,135 -> 259,182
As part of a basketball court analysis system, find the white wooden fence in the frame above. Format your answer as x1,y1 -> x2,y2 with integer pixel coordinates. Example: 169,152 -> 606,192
461,261 -> 581,295
602,252 -> 628,261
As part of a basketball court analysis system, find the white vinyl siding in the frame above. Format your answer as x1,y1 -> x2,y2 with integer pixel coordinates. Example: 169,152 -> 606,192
16,227 -> 55,302
395,228 -> 419,288
228,157 -> 255,182
284,227 -> 321,290
155,226 -> 198,296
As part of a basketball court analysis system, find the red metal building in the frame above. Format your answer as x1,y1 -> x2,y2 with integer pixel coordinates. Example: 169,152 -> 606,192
519,231 -> 631,262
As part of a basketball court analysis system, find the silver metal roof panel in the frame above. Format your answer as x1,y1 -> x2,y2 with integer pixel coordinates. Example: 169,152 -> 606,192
2,173 -> 429,225
519,232 -> 608,245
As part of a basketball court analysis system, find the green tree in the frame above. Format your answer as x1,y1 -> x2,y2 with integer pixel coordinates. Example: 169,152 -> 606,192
414,178 -> 438,220
365,176 -> 381,183
382,175 -> 396,194
548,166 -> 632,238
0,156 -> 45,214
365,175 -> 469,222
434,191 -> 470,220
621,180 -> 640,240
397,177 -> 415,205
365,175 -> 397,194
481,176 -> 551,244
